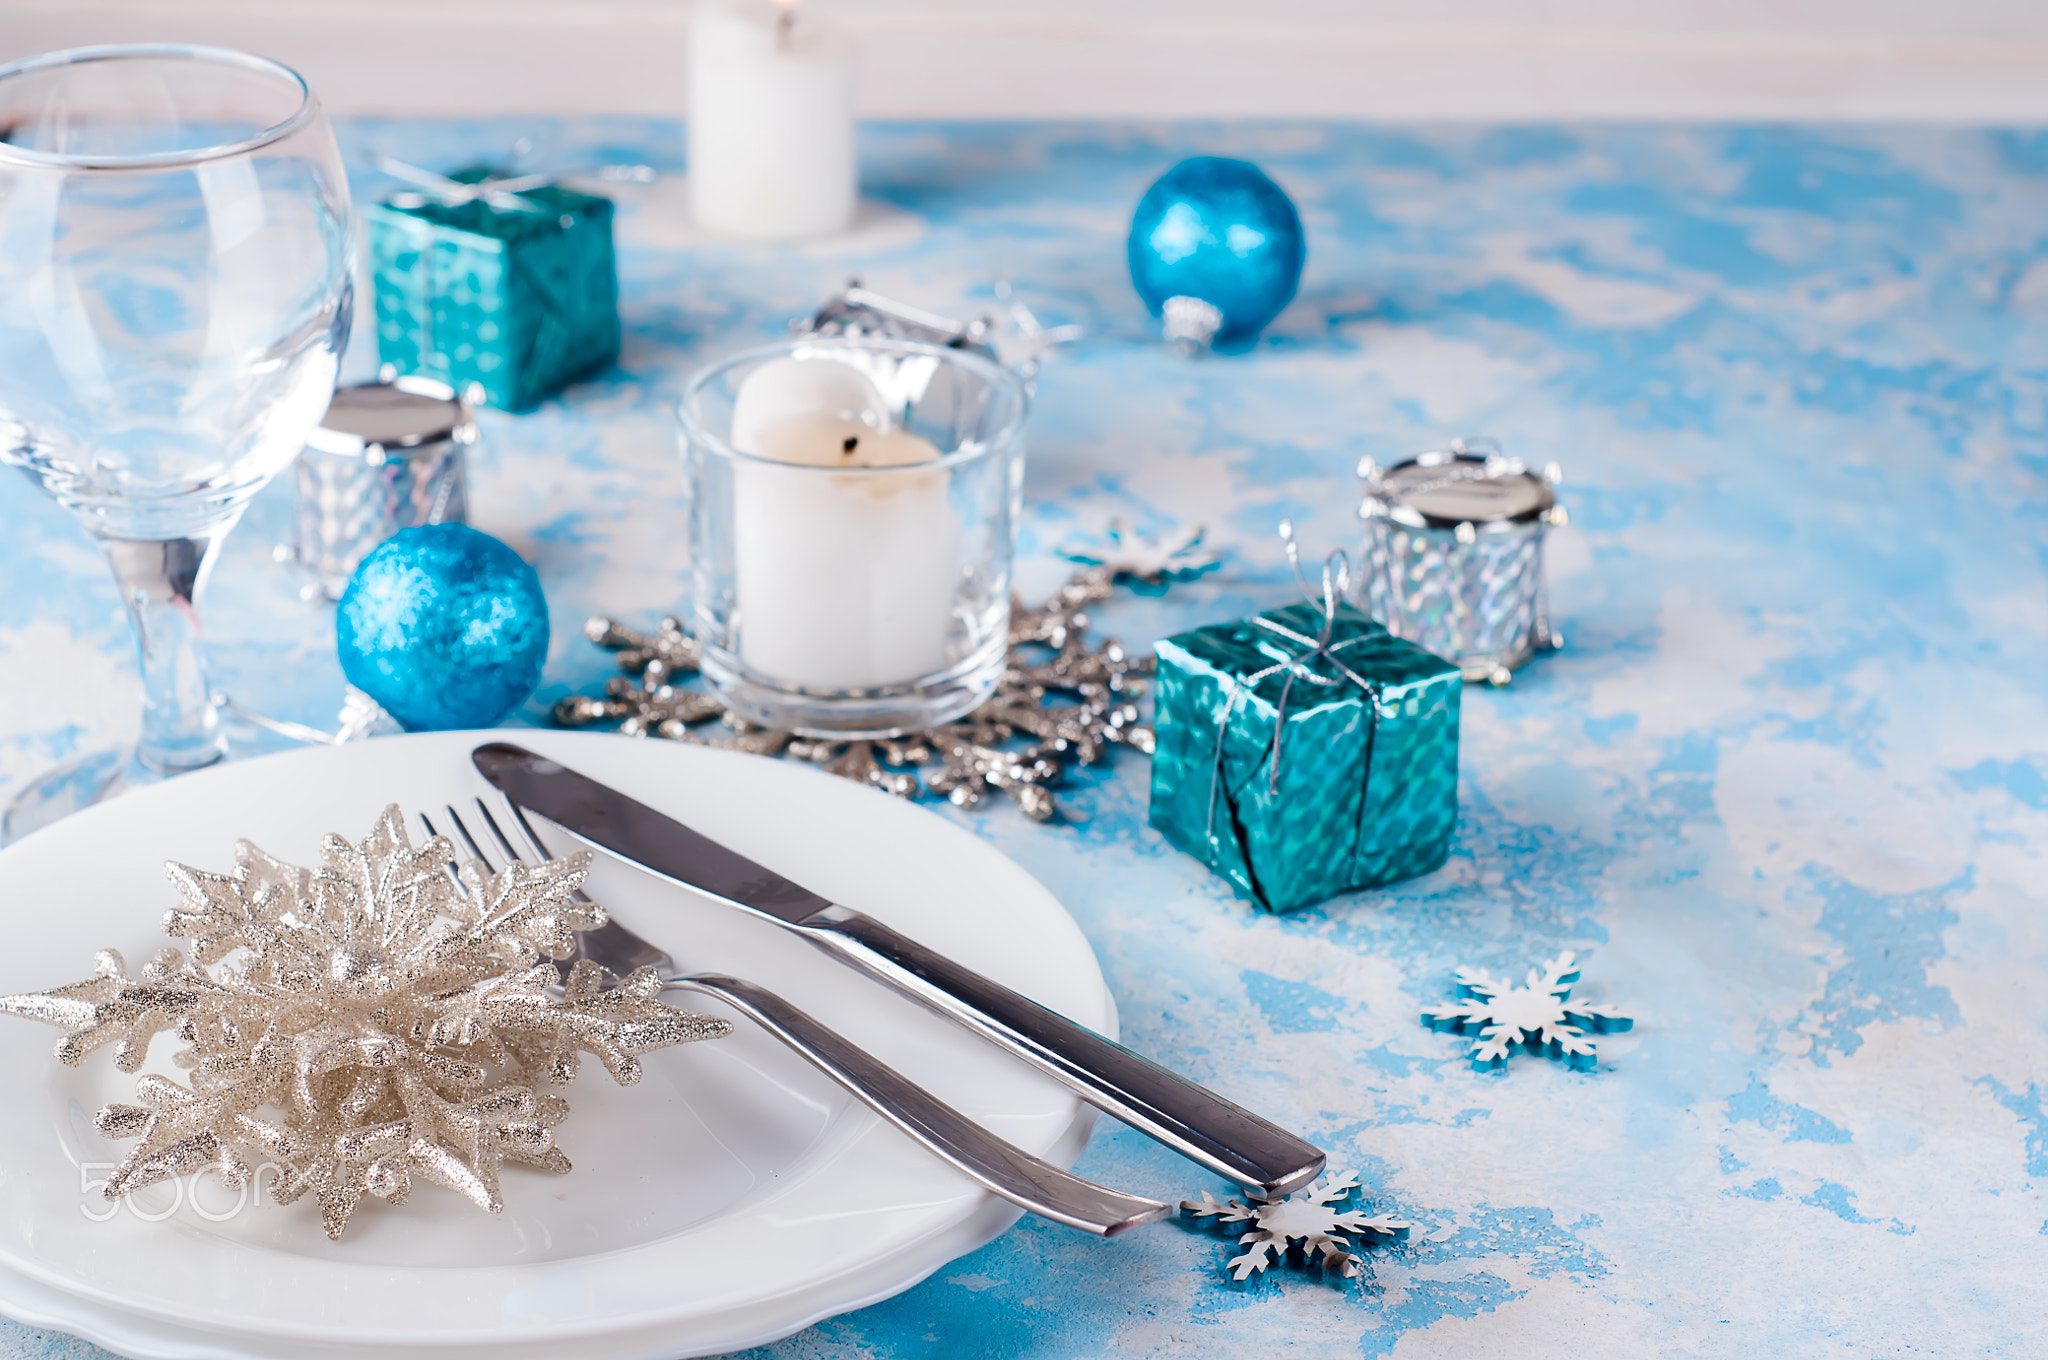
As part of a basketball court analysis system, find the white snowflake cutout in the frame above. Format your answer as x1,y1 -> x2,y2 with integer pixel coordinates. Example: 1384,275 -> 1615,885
1182,1169 -> 1410,1282
1058,519 -> 1219,585
1421,950 -> 1634,1071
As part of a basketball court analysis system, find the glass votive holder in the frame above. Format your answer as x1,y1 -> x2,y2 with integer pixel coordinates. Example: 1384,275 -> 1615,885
678,336 -> 1029,738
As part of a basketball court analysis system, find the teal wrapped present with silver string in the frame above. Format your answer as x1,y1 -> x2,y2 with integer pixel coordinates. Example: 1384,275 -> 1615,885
368,164 -> 620,412
1148,590 -> 1461,913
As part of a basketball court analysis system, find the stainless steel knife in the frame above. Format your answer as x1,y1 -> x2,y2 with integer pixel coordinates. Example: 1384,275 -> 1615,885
472,741 -> 1327,1198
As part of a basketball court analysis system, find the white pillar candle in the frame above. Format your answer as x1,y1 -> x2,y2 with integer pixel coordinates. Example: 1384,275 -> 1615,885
688,0 -> 858,240
731,353 -> 884,452
730,359 -> 959,689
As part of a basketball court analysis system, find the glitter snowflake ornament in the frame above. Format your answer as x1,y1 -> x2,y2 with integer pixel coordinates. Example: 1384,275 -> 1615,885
554,524 -> 1195,820
0,807 -> 731,1239
1182,1170 -> 1409,1282
1421,950 -> 1634,1071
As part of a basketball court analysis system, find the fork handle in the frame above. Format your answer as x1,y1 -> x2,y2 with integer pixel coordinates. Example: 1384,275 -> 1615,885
665,973 -> 1172,1237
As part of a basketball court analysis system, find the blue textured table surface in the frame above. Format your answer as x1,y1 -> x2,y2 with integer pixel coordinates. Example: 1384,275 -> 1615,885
4,119 -> 2047,1358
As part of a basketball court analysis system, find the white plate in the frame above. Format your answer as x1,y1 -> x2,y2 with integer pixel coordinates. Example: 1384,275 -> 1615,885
0,731 -> 1113,1359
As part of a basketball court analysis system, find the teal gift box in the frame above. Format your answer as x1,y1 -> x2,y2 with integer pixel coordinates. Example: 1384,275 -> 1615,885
368,170 -> 621,412
1149,599 -> 1461,913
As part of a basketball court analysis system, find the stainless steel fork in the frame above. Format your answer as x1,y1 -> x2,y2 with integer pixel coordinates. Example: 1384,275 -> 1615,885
423,799 -> 1171,1237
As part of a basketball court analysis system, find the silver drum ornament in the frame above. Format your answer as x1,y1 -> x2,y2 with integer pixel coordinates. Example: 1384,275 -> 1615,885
1356,438 -> 1566,685
294,373 -> 477,600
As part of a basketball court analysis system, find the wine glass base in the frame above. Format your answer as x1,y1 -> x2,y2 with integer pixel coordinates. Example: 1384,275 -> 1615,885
0,693 -> 385,847
0,746 -> 217,847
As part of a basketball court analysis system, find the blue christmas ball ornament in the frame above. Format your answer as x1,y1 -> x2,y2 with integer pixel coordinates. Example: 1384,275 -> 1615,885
1127,156 -> 1305,352
336,523 -> 551,732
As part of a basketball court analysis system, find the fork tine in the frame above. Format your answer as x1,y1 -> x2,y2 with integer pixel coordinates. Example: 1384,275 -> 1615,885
471,798 -> 527,867
478,795 -> 678,980
499,798 -> 562,868
439,805 -> 499,875
443,801 -> 590,987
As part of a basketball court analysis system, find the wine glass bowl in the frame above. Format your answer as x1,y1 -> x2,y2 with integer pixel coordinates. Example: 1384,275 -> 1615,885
0,45 -> 353,839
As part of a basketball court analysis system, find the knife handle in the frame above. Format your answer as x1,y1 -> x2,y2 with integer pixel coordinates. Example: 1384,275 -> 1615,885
666,973 -> 1172,1237
798,906 -> 1327,1199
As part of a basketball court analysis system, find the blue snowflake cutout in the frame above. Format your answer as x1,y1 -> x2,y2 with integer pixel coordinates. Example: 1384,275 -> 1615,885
1422,950 -> 1634,1071
1181,1169 -> 1409,1283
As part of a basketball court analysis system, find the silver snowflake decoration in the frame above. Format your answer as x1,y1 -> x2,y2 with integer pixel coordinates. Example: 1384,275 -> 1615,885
0,808 -> 730,1239
1056,518 -> 1220,589
795,279 -> 1081,381
1421,950 -> 1634,1071
555,540 -> 1174,821
553,617 -> 721,739
1182,1170 -> 1409,1282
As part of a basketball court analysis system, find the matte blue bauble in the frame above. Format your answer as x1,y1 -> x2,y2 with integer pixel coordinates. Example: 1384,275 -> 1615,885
1127,157 -> 1305,349
336,524 -> 551,732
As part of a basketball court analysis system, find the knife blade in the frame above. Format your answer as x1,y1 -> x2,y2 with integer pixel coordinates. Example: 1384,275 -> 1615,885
473,741 -> 1326,1198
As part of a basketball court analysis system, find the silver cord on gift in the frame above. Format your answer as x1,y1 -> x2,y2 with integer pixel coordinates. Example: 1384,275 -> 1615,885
1255,520 -> 1381,791
1276,517 -> 1353,664
375,156 -> 557,213
1203,523 -> 1389,857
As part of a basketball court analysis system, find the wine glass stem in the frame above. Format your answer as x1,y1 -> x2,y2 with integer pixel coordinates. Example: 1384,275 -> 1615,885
101,533 -> 229,774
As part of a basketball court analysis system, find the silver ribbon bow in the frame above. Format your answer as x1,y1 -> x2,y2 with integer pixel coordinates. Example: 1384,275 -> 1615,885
375,155 -> 654,215
376,156 -> 562,214
1203,521 -> 1389,852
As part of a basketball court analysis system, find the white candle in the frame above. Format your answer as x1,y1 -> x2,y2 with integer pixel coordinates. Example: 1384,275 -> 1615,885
730,358 -> 960,689
731,353 -> 884,452
688,0 -> 858,240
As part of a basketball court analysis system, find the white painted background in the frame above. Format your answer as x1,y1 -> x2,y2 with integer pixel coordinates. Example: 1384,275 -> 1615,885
2,0 -> 2047,120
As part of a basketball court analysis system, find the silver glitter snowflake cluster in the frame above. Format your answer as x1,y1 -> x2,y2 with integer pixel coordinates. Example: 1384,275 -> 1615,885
556,523 -> 1217,822
0,808 -> 730,1239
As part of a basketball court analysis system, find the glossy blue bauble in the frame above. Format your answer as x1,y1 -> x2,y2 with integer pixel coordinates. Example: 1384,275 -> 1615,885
336,523 -> 551,732
1127,156 -> 1306,347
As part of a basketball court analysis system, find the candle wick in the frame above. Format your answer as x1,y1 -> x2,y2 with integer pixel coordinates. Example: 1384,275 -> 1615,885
842,435 -> 859,456
775,1 -> 797,47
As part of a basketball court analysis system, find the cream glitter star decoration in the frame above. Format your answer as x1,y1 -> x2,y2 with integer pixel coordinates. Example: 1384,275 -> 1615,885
554,541 -> 1171,822
1421,950 -> 1634,1071
1182,1170 -> 1410,1282
0,806 -> 730,1239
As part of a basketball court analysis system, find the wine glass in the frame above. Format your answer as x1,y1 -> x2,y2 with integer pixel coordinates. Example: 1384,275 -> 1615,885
0,45 -> 353,842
